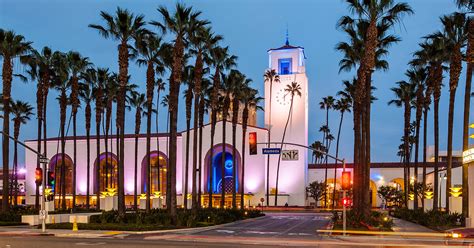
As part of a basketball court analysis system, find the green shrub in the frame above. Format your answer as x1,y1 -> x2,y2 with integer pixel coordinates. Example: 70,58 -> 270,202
332,210 -> 393,231
391,208 -> 462,231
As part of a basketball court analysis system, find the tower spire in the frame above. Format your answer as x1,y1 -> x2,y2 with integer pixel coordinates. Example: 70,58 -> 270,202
285,24 -> 289,45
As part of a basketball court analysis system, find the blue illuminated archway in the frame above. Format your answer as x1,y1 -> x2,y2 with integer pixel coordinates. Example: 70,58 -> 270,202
204,143 -> 242,194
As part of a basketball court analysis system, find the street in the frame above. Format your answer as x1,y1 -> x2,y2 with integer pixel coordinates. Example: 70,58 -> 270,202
0,212 -> 472,247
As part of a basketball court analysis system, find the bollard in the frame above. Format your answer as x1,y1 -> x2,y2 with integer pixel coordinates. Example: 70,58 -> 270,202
72,216 -> 78,232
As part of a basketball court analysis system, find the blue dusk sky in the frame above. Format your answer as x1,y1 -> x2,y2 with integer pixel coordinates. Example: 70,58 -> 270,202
0,0 -> 469,165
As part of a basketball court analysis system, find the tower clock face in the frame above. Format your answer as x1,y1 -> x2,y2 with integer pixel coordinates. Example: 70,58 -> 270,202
275,88 -> 290,106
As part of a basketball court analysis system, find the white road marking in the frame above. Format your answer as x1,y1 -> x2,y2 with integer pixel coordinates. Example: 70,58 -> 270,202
245,231 -> 279,235
75,242 -> 107,246
216,230 -> 235,234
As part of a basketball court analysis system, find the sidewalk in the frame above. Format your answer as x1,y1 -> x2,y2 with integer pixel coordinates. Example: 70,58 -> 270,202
391,217 -> 436,233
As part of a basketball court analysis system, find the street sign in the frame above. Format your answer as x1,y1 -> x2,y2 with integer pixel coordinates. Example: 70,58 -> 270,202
39,210 -> 46,220
282,150 -> 299,161
39,157 -> 49,164
262,148 -> 281,155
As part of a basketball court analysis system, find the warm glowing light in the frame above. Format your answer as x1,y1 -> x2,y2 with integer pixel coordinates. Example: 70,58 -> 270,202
424,191 -> 434,199
450,187 -> 462,197
18,168 -> 26,174
408,193 -> 414,201
470,123 -> 474,129
79,183 -> 87,193
140,193 -> 147,199
452,233 -> 462,238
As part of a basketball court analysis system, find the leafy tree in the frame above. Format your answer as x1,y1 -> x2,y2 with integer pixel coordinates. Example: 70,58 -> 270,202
306,181 -> 326,206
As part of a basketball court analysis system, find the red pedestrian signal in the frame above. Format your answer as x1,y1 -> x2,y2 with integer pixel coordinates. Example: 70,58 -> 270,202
35,168 -> 43,185
341,171 -> 351,190
342,197 -> 352,207
249,132 -> 257,155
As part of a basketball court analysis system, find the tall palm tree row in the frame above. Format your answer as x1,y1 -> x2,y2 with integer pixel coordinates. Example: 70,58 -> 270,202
129,92 -> 146,211
337,0 -> 413,218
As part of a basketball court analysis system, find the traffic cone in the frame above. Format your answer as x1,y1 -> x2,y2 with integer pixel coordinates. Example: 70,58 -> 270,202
52,216 -> 55,224
72,216 -> 78,232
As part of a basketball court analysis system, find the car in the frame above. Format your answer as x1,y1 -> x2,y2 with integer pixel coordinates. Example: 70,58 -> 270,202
445,228 -> 474,246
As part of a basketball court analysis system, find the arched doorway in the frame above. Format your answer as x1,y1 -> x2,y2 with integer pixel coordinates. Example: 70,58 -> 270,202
93,152 -> 118,193
141,151 -> 168,194
203,144 -> 242,206
49,153 -> 73,195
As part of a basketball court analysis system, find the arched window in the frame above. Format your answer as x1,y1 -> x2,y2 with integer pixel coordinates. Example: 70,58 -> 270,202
204,144 -> 242,194
141,151 -> 167,194
93,152 -> 118,193
48,154 -> 73,195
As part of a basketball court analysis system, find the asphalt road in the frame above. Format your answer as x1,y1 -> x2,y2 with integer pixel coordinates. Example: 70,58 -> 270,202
185,212 -> 331,239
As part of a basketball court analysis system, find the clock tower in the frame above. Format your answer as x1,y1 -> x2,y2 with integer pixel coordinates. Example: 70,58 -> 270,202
265,40 -> 308,206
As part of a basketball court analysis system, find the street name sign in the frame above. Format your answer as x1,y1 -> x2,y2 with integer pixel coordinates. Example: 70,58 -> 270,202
282,150 -> 299,161
262,148 -> 281,155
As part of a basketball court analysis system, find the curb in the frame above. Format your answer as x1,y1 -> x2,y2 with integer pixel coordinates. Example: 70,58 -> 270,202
42,215 -> 268,238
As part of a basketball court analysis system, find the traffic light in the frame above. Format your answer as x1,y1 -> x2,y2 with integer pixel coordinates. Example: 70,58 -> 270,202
249,132 -> 257,155
341,171 -> 351,190
35,168 -> 43,185
342,197 -> 352,207
47,171 -> 55,187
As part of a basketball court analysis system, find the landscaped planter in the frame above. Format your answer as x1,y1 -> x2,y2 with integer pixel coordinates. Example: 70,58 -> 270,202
21,212 -> 101,226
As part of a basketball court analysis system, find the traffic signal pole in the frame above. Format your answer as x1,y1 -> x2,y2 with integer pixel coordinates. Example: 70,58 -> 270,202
0,130 -> 49,233
256,141 -> 348,235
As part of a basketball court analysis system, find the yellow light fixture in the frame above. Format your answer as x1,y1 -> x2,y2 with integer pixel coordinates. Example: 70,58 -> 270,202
140,193 -> 147,200
153,191 -> 162,199
424,191 -> 434,200
450,187 -> 462,197
469,123 -> 474,129
100,191 -> 108,198
106,188 -> 117,196
408,193 -> 414,201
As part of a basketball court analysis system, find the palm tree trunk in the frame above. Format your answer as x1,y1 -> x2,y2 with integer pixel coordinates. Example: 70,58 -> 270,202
266,81 -> 273,207
95,107 -> 102,210
403,101 -> 411,209
13,139 -> 18,206
332,112 -> 344,209
42,81 -> 49,208
36,108 -> 42,209
72,114 -> 77,211
192,94 -> 200,211
231,106 -> 238,209
184,95 -> 192,209
323,108 -> 329,208
198,97 -> 205,209
446,89 -> 457,213
462,22 -> 472,218
241,104 -> 249,209
2,56 -> 12,212
422,108 -> 428,209
60,93 -> 67,210
209,110 -> 217,208
155,89 -> 161,201
433,98 -> 440,210
134,133 -> 139,212
221,116 -> 227,208
275,95 -> 295,206
86,123 -> 91,209
146,104 -> 152,212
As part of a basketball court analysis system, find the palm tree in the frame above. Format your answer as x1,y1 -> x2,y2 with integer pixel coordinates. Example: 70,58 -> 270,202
92,68 -> 109,209
389,80 -> 416,207
51,51 -> 70,210
240,88 -> 263,208
319,96 -> 335,208
406,67 -> 427,209
0,29 -> 32,211
66,51 -> 90,211
456,0 -> 473,220
89,7 -> 150,217
152,3 -> 207,220
79,74 -> 95,209
183,65 -> 194,209
208,46 -> 237,208
230,74 -> 251,208
331,97 -> 351,209
198,78 -> 211,208
338,0 -> 413,218
263,69 -> 280,206
11,100 -> 34,206
411,37 -> 446,211
154,78 -> 166,203
274,82 -> 302,206
189,25 -> 220,211
21,46 -> 54,209
135,33 -> 165,212
129,92 -> 146,211
431,13 -> 467,212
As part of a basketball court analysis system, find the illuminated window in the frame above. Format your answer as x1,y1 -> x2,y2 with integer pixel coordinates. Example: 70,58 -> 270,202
279,58 -> 292,75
